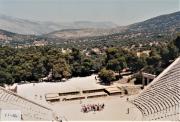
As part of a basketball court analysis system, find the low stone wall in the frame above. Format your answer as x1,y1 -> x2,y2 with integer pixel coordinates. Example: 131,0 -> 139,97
120,85 -> 142,95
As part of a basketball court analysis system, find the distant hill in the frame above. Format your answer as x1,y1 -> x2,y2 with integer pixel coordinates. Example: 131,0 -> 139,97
0,29 -> 36,45
46,11 -> 180,40
0,15 -> 117,35
0,15 -> 54,35
45,27 -> 125,39
72,21 -> 117,29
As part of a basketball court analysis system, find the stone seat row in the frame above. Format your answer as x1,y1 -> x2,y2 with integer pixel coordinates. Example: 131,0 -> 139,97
134,85 -> 180,115
0,87 -> 53,121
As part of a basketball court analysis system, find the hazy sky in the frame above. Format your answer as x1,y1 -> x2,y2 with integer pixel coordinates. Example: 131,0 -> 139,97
0,0 -> 179,25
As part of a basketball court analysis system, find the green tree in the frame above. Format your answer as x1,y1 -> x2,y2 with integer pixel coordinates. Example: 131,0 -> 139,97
0,70 -> 12,85
53,58 -> 71,80
173,36 -> 180,50
98,68 -> 116,85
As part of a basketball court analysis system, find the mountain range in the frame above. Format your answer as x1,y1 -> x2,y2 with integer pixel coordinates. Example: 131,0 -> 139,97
0,14 -> 117,35
0,11 -> 179,46
46,11 -> 180,39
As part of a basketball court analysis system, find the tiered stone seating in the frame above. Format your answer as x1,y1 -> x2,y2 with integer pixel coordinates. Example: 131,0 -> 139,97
132,57 -> 180,121
0,86 -> 54,121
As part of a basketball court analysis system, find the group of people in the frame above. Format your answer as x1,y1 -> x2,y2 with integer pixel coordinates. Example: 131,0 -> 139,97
81,103 -> 105,113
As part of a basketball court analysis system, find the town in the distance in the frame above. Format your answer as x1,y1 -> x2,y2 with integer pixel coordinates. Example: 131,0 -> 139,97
0,0 -> 180,121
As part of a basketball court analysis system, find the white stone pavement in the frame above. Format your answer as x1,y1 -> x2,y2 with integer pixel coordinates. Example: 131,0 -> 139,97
17,75 -> 142,121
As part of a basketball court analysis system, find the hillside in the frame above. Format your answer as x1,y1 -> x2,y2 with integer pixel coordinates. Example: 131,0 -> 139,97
127,11 -> 180,33
93,11 -> 180,44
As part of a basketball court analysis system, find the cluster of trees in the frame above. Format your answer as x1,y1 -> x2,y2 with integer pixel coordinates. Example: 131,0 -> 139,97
0,46 -> 95,84
99,36 -> 180,84
143,36 -> 180,74
98,47 -> 146,84
0,36 -> 179,85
